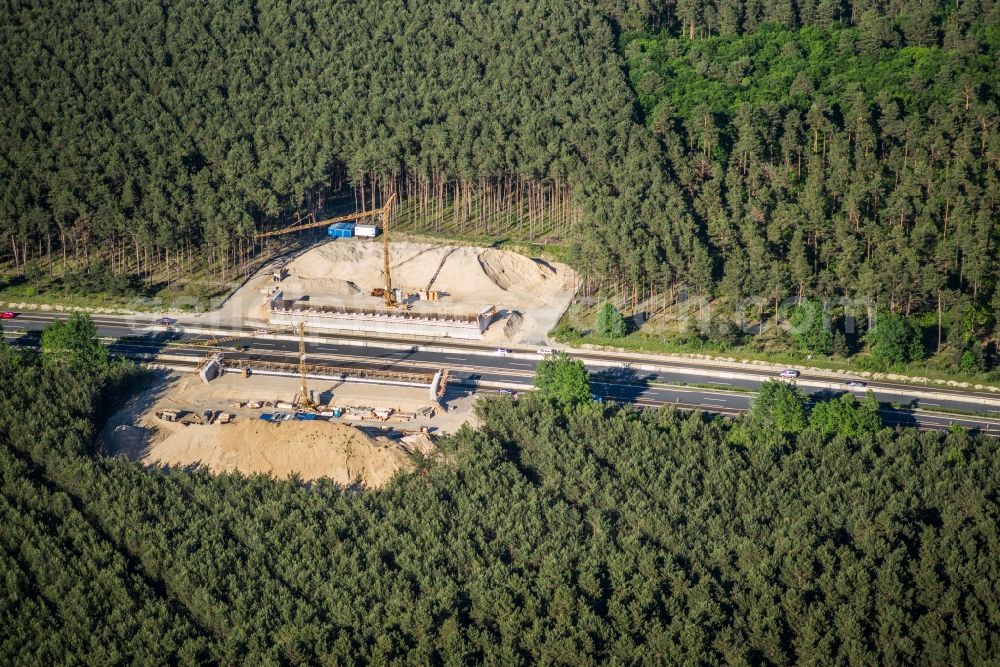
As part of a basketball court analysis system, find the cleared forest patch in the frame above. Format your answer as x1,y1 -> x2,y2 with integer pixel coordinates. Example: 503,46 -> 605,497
234,238 -> 577,344
147,420 -> 408,488
100,372 -> 461,487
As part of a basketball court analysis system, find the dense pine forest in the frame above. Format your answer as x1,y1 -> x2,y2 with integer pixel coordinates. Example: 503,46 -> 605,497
1,0 -> 633,280
613,13 -> 1000,360
4,4 -> 1000,660
1,0 -> 997,377
2,329 -> 999,663
4,1 -> 998,335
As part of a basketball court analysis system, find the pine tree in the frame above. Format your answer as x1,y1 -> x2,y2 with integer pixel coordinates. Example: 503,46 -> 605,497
790,299 -> 833,355
750,380 -> 808,434
533,353 -> 591,408
596,302 -> 628,338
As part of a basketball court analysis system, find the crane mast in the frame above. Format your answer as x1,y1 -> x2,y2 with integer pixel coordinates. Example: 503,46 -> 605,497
382,202 -> 396,308
297,321 -> 318,411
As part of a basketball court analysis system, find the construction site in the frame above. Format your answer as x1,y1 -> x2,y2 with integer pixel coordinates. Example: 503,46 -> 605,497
99,194 -> 564,485
101,364 -> 473,487
228,195 -> 577,343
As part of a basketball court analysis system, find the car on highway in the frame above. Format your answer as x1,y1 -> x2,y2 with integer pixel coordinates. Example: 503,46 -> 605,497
590,393 -> 605,404
536,347 -> 557,356
0,311 -> 16,319
493,347 -> 512,356
845,380 -> 867,388
155,317 -> 177,325
253,328 -> 269,335
496,388 -> 516,396
778,369 -> 800,379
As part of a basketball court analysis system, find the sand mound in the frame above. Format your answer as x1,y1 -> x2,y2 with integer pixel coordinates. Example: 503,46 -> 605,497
286,240 -> 563,301
281,277 -> 361,297
290,243 -> 376,290
477,249 -> 556,291
145,420 -> 412,487
398,433 -> 438,457
426,246 -> 507,297
504,311 -> 524,337
261,238 -> 576,340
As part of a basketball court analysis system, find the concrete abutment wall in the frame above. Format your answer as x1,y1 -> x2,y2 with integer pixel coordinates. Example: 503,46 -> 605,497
267,290 -> 496,340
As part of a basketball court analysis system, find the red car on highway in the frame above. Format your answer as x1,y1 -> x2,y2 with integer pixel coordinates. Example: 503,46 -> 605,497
0,311 -> 16,319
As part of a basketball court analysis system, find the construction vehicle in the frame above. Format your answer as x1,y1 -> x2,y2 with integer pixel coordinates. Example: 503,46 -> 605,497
253,194 -> 399,309
296,322 -> 319,411
155,409 -> 180,422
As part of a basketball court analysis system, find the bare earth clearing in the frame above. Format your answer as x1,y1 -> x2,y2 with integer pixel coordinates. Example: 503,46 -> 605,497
101,372 -> 475,487
99,237 -> 564,484
227,238 -> 576,344
148,420 -> 408,488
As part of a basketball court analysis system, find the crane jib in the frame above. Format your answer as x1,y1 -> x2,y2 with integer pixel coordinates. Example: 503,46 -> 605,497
254,193 -> 397,239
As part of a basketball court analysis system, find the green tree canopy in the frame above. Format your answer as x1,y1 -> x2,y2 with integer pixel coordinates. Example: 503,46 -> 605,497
2,342 -> 999,664
533,352 -> 591,408
866,312 -> 924,368
596,302 -> 628,338
750,379 -> 808,434
790,299 -> 833,354
809,391 -> 882,438
2,2 -> 999,378
40,313 -> 108,376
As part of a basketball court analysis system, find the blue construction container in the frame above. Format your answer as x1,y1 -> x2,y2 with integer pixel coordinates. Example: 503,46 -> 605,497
327,222 -> 355,238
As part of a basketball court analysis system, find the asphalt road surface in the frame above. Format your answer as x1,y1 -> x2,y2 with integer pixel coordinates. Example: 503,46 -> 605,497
6,310 -> 1000,435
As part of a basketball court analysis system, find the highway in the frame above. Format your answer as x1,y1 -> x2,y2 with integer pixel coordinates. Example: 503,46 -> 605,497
6,309 -> 1000,434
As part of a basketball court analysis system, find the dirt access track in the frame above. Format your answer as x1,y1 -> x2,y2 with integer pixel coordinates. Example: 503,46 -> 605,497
228,238 -> 577,344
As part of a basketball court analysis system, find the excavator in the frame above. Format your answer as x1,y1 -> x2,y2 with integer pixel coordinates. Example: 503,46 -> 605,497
255,193 -> 398,308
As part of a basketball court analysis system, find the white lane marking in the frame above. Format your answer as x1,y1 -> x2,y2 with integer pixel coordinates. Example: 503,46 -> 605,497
922,402 -> 940,406
708,381 -> 729,385
508,362 -> 534,367
16,314 -> 129,327
444,356 -> 465,361
702,400 -> 729,405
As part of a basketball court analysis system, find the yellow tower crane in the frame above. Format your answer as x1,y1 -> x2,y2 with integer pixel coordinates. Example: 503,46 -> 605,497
254,194 -> 398,309
381,199 -> 397,308
296,321 -> 319,411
